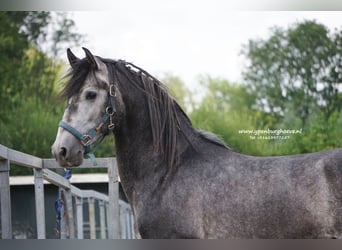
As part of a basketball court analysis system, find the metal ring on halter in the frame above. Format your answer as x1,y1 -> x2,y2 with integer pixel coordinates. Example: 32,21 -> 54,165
106,106 -> 114,115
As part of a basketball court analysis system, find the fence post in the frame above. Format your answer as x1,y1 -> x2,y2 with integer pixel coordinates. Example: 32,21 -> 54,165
76,197 -> 84,239
126,211 -> 131,238
0,159 -> 11,239
64,188 -> 75,239
107,159 -> 119,239
130,213 -> 135,238
105,202 -> 110,238
88,197 -> 96,239
34,168 -> 46,239
119,203 -> 126,239
99,201 -> 106,239
59,189 -> 67,239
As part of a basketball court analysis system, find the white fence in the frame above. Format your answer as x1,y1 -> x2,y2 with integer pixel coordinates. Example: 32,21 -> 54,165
0,144 -> 135,239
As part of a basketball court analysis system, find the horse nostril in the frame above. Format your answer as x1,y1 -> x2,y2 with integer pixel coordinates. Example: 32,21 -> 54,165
60,147 -> 67,158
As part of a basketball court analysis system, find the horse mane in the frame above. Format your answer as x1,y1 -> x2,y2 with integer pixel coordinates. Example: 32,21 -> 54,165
197,130 -> 229,149
109,60 -> 229,171
107,59 -> 188,173
61,57 -> 228,175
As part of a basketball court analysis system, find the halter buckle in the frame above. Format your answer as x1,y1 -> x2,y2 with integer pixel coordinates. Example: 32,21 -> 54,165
81,135 -> 92,146
108,123 -> 115,131
109,84 -> 116,97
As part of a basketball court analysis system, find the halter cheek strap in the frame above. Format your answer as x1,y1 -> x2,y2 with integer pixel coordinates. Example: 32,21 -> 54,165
58,92 -> 115,166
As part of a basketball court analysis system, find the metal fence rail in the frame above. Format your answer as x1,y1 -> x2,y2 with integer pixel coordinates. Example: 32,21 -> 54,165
0,144 -> 135,239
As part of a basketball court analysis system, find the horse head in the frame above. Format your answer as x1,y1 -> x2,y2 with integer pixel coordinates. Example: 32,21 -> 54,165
51,48 -> 123,167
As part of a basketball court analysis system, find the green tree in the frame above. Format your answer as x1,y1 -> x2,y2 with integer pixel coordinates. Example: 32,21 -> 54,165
197,75 -> 255,113
189,75 -> 341,157
189,76 -> 273,155
0,12 -> 31,118
161,73 -> 194,113
0,12 -> 83,120
0,12 -> 84,175
242,20 -> 342,127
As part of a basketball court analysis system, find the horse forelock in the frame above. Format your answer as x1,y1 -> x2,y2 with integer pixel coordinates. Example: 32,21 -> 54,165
61,58 -> 92,100
61,57 -> 112,101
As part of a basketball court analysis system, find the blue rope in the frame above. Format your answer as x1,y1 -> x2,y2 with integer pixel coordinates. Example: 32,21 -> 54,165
54,169 -> 72,238
64,169 -> 72,180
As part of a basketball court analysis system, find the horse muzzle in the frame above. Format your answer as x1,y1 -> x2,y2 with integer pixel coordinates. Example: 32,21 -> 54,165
51,136 -> 84,168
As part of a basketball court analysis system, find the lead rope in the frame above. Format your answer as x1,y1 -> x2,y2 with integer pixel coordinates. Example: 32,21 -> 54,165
54,168 -> 72,238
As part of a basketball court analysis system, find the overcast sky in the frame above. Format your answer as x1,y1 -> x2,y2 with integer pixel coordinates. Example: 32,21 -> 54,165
69,9 -> 342,89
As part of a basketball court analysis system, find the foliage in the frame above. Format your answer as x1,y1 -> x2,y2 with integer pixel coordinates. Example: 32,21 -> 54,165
161,73 -> 194,113
0,12 -> 83,120
0,12 -> 85,175
190,76 -> 279,156
188,74 -> 342,157
1,97 -> 64,175
242,20 -> 342,127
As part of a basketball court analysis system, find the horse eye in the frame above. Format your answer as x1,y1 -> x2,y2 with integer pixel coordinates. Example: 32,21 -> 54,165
85,91 -> 97,100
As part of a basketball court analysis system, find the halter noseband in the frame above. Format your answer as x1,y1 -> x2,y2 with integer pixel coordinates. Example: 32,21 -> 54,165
58,64 -> 117,166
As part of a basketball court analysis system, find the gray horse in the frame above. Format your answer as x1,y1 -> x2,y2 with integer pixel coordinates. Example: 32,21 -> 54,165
52,48 -> 342,238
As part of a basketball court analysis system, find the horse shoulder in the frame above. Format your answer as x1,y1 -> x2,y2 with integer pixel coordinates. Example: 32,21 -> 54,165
135,179 -> 206,239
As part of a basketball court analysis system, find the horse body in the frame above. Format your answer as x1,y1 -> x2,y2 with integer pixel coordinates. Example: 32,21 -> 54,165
116,120 -> 342,238
52,48 -> 342,238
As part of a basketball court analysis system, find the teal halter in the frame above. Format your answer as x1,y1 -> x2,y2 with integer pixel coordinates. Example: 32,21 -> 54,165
58,112 -> 114,166
58,84 -> 116,166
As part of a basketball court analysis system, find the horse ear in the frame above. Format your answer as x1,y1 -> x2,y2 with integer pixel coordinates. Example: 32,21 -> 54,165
82,47 -> 98,70
67,48 -> 80,69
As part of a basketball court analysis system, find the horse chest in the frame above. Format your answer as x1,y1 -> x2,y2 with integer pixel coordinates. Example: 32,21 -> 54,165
131,187 -> 204,239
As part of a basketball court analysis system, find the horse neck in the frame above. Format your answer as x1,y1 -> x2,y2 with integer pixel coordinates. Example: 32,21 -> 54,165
113,92 -> 197,201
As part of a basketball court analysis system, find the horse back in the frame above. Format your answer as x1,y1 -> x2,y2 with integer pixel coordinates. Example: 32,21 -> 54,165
198,147 -> 342,238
